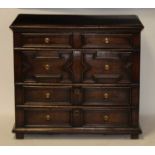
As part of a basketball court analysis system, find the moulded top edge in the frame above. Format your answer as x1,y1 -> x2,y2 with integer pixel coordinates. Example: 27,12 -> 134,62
10,14 -> 144,30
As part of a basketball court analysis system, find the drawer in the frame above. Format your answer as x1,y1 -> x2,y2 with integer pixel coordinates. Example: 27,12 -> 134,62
83,87 -> 130,105
24,108 -> 71,127
82,51 -> 134,83
21,86 -> 131,106
18,33 -> 73,48
21,50 -> 73,83
24,86 -> 72,105
23,108 -> 130,128
81,33 -> 133,49
84,108 -> 130,127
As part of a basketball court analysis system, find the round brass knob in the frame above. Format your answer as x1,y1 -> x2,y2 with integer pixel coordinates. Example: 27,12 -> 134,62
105,37 -> 109,44
44,37 -> 50,44
103,115 -> 109,121
104,93 -> 109,99
104,64 -> 110,71
44,64 -> 50,70
45,92 -> 51,99
46,114 -> 51,121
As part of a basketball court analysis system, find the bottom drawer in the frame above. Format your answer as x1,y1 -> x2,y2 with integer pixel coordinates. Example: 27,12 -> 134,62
84,109 -> 131,127
22,108 -> 131,128
24,108 -> 71,127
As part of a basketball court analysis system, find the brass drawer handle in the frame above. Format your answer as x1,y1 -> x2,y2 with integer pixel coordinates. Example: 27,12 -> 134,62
45,92 -> 51,99
44,37 -> 50,43
105,37 -> 109,44
104,93 -> 109,99
104,64 -> 110,71
44,64 -> 50,70
103,115 -> 109,121
46,114 -> 51,121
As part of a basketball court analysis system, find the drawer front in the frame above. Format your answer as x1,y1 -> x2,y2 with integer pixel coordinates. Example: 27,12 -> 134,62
24,86 -> 71,105
82,51 -> 134,83
23,108 -> 130,128
83,87 -> 130,105
84,108 -> 130,127
21,86 -> 131,106
19,33 -> 73,48
16,50 -> 139,83
24,108 -> 71,127
81,33 -> 133,49
21,50 -> 73,83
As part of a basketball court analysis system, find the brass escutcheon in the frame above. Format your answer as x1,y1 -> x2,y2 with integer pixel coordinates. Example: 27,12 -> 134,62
105,37 -> 109,44
45,92 -> 51,99
44,64 -> 50,70
104,93 -> 109,99
103,115 -> 109,121
44,37 -> 50,43
104,64 -> 110,71
46,114 -> 51,121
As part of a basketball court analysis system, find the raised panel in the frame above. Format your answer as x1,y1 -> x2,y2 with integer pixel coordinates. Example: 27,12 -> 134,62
21,50 -> 73,83
82,51 -> 134,83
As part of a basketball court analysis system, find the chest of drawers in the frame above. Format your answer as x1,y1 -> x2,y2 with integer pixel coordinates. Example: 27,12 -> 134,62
10,14 -> 144,139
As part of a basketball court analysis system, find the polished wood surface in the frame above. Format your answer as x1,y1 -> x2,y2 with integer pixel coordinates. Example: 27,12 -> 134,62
10,14 -> 143,28
10,14 -> 144,139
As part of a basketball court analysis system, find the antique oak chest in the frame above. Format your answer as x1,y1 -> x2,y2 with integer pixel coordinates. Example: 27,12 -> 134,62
10,14 -> 144,139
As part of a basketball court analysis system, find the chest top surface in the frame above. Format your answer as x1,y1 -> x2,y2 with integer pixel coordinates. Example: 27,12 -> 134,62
10,14 -> 144,29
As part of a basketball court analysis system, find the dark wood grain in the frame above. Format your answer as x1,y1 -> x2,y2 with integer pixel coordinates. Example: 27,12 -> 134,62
82,50 -> 134,83
18,33 -> 73,48
84,108 -> 130,127
81,33 -> 133,49
10,14 -> 144,29
82,86 -> 131,106
24,86 -> 72,105
11,14 -> 143,139
24,108 -> 71,127
20,50 -> 73,83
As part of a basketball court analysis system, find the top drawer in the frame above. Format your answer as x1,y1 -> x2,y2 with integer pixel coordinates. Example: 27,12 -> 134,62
81,33 -> 133,49
15,33 -> 73,48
